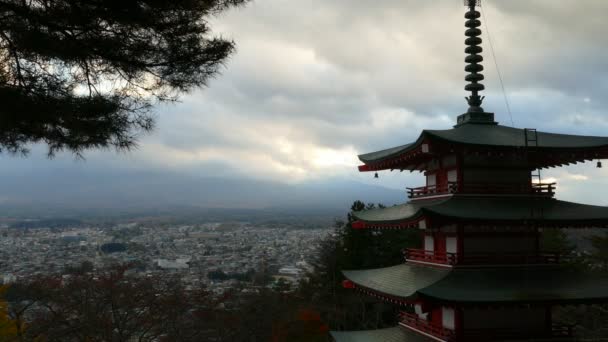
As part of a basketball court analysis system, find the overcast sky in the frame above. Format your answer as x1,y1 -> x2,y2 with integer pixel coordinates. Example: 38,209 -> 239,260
3,0 -> 608,206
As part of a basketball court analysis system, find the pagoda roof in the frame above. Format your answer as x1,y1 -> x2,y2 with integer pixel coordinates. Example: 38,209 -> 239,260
359,143 -> 416,163
343,264 -> 608,305
343,264 -> 450,300
331,326 -> 430,342
419,266 -> 608,304
353,197 -> 608,227
359,123 -> 608,166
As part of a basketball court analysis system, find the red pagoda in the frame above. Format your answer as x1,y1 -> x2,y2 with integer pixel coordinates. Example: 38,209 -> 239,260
331,1 -> 608,341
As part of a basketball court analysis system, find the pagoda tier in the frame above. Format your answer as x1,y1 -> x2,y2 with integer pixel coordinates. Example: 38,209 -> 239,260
342,264 -> 605,341
342,264 -> 450,304
331,1 -> 607,341
342,264 -> 608,306
357,124 -> 608,172
352,197 -> 608,229
330,326 -> 429,342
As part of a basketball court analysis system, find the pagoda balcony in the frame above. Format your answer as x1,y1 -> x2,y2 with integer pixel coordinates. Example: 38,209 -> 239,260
404,249 -> 563,267
403,249 -> 459,266
399,311 -> 455,342
407,182 -> 458,199
407,182 -> 556,199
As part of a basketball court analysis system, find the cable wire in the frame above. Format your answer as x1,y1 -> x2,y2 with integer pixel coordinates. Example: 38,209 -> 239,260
481,3 -> 515,127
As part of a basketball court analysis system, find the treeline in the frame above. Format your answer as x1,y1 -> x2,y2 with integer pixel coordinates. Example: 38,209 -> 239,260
0,201 -> 412,341
547,229 -> 608,339
298,201 -> 420,332
0,268 -> 330,342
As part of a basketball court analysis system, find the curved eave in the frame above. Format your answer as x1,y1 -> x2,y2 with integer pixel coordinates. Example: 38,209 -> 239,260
357,124 -> 608,172
342,264 -> 451,302
353,217 -> 425,230
331,326 -> 431,342
428,197 -> 608,227
358,134 -> 428,172
358,142 -> 418,164
352,199 -> 448,229
359,131 -> 427,164
344,264 -> 608,306
419,266 -> 608,305
353,197 -> 608,229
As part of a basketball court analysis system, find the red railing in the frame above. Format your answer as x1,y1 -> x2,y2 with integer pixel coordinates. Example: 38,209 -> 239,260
399,311 -> 455,341
407,181 -> 556,199
532,182 -> 556,196
404,249 -> 563,266
407,182 -> 458,199
404,249 -> 458,266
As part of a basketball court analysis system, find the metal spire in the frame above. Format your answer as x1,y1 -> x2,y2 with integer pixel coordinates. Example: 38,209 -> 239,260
464,0 -> 485,113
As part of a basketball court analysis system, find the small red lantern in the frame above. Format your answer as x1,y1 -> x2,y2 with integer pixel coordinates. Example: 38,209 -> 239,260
342,280 -> 355,289
352,221 -> 366,230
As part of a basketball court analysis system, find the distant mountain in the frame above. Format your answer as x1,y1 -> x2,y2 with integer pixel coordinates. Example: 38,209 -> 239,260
0,167 -> 404,217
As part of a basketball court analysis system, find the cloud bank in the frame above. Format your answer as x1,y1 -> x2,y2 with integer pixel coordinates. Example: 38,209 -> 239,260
3,0 -> 608,206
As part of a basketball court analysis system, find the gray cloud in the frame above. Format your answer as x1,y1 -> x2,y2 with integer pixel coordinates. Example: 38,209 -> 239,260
3,0 -> 608,205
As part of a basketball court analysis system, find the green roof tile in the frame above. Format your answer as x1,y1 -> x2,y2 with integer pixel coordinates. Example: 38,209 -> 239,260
427,124 -> 608,149
344,264 -> 608,304
331,326 -> 431,342
359,143 -> 417,163
419,266 -> 608,304
353,197 -> 608,224
353,199 -> 444,223
359,124 -> 608,163
343,264 -> 450,299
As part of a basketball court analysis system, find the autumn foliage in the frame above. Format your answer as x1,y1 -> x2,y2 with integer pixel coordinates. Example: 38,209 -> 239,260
270,308 -> 329,342
2,267 -> 238,341
0,285 -> 19,341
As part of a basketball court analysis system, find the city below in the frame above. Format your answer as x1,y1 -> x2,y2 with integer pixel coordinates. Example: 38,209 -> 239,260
0,217 -> 332,293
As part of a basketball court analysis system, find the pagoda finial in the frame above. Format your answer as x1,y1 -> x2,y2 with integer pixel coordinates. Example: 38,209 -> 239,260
464,0 -> 485,113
